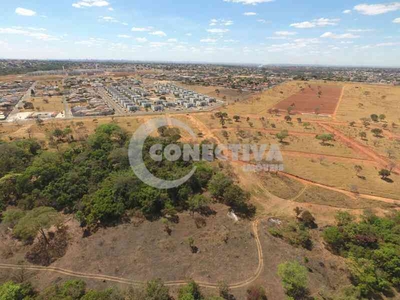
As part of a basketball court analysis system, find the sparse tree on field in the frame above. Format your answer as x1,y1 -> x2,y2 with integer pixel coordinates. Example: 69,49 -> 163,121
233,115 -> 240,122
379,114 -> 386,122
350,121 -> 356,127
246,285 -> 267,300
303,122 -> 311,129
354,165 -> 363,178
276,130 -> 289,143
370,114 -> 379,122
359,131 -> 367,140
371,128 -> 383,137
379,169 -> 391,180
284,115 -> 292,122
316,133 -> 335,145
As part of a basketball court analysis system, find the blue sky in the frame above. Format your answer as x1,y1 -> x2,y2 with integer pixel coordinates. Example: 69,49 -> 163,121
0,0 -> 400,66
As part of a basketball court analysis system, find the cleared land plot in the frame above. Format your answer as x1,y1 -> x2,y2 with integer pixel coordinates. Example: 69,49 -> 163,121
214,129 -> 365,159
23,96 -> 64,113
283,156 -> 400,200
194,114 -> 322,134
274,84 -> 342,115
333,124 -> 400,164
0,205 -> 259,289
224,82 -> 304,115
336,84 -> 400,123
296,185 -> 395,210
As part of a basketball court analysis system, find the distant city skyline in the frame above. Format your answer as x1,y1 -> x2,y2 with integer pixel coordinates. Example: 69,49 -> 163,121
1,0 -> 400,67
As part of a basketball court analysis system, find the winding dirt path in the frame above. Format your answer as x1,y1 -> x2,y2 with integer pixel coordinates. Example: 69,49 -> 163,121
0,220 -> 263,290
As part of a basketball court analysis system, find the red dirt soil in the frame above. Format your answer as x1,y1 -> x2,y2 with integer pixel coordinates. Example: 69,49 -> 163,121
274,84 -> 342,115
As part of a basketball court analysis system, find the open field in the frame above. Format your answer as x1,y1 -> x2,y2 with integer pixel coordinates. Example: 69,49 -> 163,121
295,185 -> 395,209
333,123 -> 400,164
21,96 -> 64,113
0,204 -> 260,290
274,84 -> 343,115
336,84 -> 400,123
283,156 -> 400,200
213,128 -> 365,159
222,81 -> 304,115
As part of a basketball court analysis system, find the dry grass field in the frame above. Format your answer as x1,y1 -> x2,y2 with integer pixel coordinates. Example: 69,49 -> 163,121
283,156 -> 400,200
333,123 -> 400,164
336,84 -> 400,123
21,96 -> 64,113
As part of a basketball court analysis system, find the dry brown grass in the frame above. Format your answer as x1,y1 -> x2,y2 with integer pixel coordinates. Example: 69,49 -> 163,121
283,156 -> 400,200
336,84 -> 400,123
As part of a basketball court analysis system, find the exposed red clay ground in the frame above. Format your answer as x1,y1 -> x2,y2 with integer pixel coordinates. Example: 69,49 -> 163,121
274,84 -> 343,115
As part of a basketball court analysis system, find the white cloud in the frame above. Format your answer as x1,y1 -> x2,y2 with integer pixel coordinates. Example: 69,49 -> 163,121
266,36 -> 288,40
347,29 -> 374,32
131,27 -> 152,32
99,16 -> 117,22
207,28 -> 230,34
15,7 -> 36,16
290,18 -> 340,29
257,19 -> 270,23
200,38 -> 218,43
354,3 -> 400,15
72,0 -> 110,8
117,34 -> 131,38
75,37 -> 105,46
167,38 -> 178,42
321,32 -> 360,39
108,7 -> 114,11
223,0 -> 274,5
376,42 -> 400,46
135,37 -> 148,43
150,42 -> 167,48
210,19 -> 234,26
275,31 -> 297,36
149,31 -> 167,37
98,16 -> 128,25
394,17 -> 400,23
0,27 -> 59,41
343,9 -> 352,14
224,39 -> 239,42
244,12 -> 257,16
185,33 -> 193,36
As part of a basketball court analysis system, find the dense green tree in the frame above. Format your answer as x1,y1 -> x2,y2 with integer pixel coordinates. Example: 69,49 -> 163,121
0,281 -> 33,300
315,133 -> 335,145
145,279 -> 171,300
13,207 -> 61,242
208,173 -> 233,200
277,261 -> 309,299
178,281 -> 203,300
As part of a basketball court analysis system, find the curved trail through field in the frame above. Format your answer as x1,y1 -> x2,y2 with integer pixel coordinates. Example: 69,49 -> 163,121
0,220 -> 263,290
